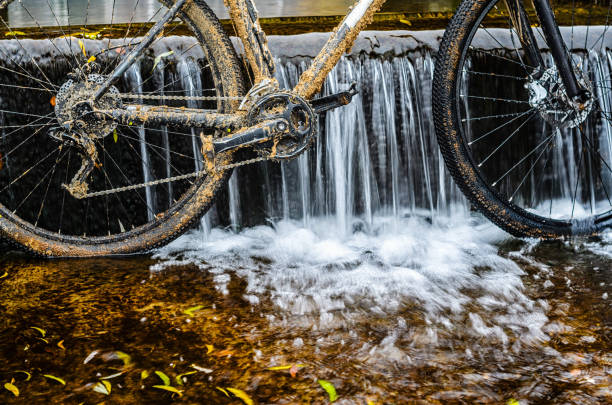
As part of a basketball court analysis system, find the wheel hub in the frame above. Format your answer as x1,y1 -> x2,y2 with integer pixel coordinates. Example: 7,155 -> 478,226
55,73 -> 121,138
526,66 -> 593,129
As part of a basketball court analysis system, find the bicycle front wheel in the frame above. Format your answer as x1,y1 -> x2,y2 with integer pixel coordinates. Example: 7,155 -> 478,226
0,0 -> 245,256
434,0 -> 612,237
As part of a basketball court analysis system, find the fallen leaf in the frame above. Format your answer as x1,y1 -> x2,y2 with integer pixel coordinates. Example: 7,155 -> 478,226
113,129 -> 118,143
141,370 -> 150,380
5,31 -> 26,36
190,364 -> 213,373
57,340 -> 65,350
83,350 -> 98,364
216,386 -> 230,397
183,305 -> 204,316
318,380 -> 337,402
227,388 -> 253,405
14,371 -> 31,381
155,371 -> 170,386
93,380 -> 111,395
87,55 -> 96,63
115,351 -> 131,366
37,337 -> 49,344
175,371 -> 197,385
4,382 -> 19,397
43,374 -> 66,385
206,344 -> 214,354
82,31 -> 100,40
152,50 -> 174,72
101,371 -> 124,380
399,18 -> 412,26
290,364 -> 301,378
152,385 -> 183,397
507,400 -> 520,405
0,271 -> 7,278
78,39 -> 86,57
268,364 -> 305,371
30,326 -> 46,337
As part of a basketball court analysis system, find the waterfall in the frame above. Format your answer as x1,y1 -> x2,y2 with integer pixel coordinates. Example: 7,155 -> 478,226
124,62 -> 157,221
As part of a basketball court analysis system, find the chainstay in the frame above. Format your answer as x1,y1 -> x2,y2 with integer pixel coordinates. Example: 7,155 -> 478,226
82,156 -> 269,198
119,94 -> 244,101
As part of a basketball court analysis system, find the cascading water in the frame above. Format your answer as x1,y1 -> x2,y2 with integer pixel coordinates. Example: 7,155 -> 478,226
124,62 -> 157,221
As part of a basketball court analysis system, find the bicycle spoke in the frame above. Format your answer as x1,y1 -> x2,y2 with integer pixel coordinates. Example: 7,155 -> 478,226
478,111 -> 537,167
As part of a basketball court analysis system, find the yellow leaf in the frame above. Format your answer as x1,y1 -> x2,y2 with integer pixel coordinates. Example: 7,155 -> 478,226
268,364 -> 305,371
5,31 -> 26,36
154,371 -> 170,386
183,305 -> 204,316
507,400 -> 521,405
216,386 -> 229,397
93,380 -> 111,395
14,371 -> 31,381
87,55 -> 96,63
4,382 -> 19,397
175,371 -> 197,385
57,340 -> 65,350
115,351 -> 131,366
113,129 -> 118,143
141,370 -> 150,380
206,344 -> 214,354
78,39 -> 86,57
399,18 -> 412,26
37,337 -> 49,344
30,326 -> 46,337
318,380 -> 338,402
43,374 -> 66,385
82,31 -> 100,40
0,271 -> 7,278
227,388 -> 253,405
152,385 -> 183,397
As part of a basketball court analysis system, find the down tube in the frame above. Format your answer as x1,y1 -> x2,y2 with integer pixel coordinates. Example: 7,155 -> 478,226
293,0 -> 386,100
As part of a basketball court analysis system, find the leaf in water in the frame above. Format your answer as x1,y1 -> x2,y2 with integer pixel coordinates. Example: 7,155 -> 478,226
227,388 -> 253,405
399,18 -> 412,26
115,351 -> 131,366
82,31 -> 100,40
206,344 -> 214,354
5,31 -> 26,36
318,380 -> 338,402
57,340 -> 65,350
190,364 -> 213,373
83,350 -> 98,364
216,387 -> 230,397
30,326 -> 46,337
155,371 -> 171,386
93,380 -> 111,395
37,337 -> 49,344
141,370 -> 150,380
14,371 -> 31,381
151,50 -> 174,72
152,385 -> 183,397
175,371 -> 197,385
507,400 -> 521,405
43,374 -> 66,385
101,371 -> 124,380
4,382 -> 19,397
78,39 -> 86,57
87,55 -> 96,63
268,364 -> 305,371
113,129 -> 118,143
0,271 -> 7,278
183,305 -> 204,316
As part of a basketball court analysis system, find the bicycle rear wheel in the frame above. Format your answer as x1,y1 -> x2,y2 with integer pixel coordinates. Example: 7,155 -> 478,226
0,0 -> 245,256
434,0 -> 612,237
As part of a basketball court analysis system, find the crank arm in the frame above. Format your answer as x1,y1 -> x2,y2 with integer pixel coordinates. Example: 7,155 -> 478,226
310,82 -> 358,114
96,104 -> 245,130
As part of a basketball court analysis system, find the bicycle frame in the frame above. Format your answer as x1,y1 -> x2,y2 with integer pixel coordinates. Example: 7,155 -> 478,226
93,0 -> 385,130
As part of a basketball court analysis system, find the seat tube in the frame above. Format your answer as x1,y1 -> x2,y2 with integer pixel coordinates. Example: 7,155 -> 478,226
225,0 -> 276,83
532,0 -> 583,99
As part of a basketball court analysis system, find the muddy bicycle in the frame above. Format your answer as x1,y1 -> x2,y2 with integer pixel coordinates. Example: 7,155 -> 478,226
0,0 -> 611,256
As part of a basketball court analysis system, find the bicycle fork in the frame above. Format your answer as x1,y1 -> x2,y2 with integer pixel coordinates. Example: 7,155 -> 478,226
506,0 -> 589,102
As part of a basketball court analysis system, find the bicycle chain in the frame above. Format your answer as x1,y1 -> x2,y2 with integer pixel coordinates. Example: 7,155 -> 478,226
119,93 -> 244,101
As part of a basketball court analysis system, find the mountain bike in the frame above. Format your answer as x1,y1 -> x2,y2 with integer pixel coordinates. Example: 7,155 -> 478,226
0,0 -> 610,257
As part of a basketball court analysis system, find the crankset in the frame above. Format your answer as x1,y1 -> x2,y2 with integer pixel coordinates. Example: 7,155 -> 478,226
202,84 -> 359,172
